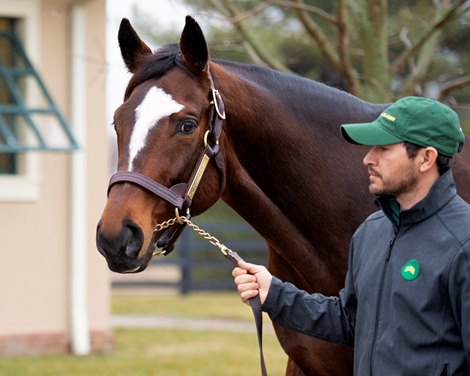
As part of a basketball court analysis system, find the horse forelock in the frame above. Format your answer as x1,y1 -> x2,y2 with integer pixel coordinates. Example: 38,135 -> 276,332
124,43 -> 181,100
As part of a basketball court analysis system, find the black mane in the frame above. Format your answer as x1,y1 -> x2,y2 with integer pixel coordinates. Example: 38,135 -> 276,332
213,58 -> 384,129
124,42 -> 382,123
124,43 -> 180,100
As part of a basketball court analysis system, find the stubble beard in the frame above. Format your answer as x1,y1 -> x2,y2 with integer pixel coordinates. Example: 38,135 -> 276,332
369,168 -> 419,198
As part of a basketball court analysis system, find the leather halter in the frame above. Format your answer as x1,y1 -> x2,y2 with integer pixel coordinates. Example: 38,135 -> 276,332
107,68 -> 226,255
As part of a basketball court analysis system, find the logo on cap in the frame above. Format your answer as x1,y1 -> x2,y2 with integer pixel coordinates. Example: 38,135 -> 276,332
401,259 -> 420,281
380,112 -> 396,122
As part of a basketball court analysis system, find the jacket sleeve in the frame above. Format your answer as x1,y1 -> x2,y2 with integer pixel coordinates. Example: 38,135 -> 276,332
262,244 -> 357,347
449,240 -> 470,365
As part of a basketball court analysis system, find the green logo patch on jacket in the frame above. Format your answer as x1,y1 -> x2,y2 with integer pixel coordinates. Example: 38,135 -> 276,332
401,259 -> 420,281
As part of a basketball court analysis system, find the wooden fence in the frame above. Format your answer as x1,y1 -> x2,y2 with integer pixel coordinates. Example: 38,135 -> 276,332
111,221 -> 268,294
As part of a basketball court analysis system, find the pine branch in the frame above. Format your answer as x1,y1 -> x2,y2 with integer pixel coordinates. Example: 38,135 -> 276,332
267,0 -> 338,24
437,75 -> 470,101
336,0 -> 360,94
292,0 -> 341,71
391,0 -> 467,74
228,2 -> 270,24
220,0 -> 290,72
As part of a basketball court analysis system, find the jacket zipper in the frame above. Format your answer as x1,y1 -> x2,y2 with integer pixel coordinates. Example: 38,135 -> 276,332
369,229 -> 398,375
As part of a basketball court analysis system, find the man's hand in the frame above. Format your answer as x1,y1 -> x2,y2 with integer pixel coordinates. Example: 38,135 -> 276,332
232,260 -> 273,305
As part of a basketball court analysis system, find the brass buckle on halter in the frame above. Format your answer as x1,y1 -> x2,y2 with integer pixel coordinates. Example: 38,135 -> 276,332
211,88 -> 226,120
203,129 -> 219,148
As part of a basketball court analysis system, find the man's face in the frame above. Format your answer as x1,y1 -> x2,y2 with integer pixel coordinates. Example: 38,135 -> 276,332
363,143 -> 420,197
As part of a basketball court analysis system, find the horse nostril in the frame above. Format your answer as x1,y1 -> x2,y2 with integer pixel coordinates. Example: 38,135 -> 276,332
123,221 -> 144,259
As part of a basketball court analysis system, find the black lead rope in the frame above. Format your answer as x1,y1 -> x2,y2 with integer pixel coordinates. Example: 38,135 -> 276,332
223,249 -> 268,376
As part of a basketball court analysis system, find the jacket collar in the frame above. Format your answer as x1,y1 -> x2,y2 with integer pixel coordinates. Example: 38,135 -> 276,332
376,169 -> 457,227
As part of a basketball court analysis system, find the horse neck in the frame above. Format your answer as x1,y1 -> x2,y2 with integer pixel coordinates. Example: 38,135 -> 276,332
221,143 -> 332,286
211,62 -> 383,288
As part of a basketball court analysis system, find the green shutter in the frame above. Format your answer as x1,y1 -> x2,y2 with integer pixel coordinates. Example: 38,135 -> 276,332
0,28 -> 78,153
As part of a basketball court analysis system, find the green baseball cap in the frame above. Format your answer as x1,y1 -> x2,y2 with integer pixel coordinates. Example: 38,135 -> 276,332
341,96 -> 465,157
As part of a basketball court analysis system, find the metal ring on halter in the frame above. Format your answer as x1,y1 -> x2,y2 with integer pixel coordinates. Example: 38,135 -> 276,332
211,88 -> 226,120
175,207 -> 190,224
204,129 -> 219,148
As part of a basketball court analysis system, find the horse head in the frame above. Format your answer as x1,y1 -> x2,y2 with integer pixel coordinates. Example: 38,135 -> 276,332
96,17 -> 225,273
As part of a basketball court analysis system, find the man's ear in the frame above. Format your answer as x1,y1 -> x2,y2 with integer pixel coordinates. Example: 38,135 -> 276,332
418,147 -> 439,172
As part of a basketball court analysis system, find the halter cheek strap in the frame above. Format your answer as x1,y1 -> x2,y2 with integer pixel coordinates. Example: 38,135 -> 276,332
153,138 -> 223,253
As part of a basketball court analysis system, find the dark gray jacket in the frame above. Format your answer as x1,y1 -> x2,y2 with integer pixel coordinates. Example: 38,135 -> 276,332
263,170 -> 470,375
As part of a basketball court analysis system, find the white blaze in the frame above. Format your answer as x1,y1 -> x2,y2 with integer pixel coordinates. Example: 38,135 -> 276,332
129,87 -> 184,170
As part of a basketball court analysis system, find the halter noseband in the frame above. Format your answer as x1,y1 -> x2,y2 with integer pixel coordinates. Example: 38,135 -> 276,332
107,68 -> 226,256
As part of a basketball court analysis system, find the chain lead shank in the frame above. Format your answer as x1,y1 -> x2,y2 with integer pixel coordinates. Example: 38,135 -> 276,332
153,216 -> 243,265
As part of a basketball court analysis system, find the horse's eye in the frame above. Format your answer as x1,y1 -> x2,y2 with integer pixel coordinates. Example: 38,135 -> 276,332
177,119 -> 198,135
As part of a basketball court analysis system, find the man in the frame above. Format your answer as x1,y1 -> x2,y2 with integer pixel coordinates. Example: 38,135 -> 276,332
233,96 -> 470,375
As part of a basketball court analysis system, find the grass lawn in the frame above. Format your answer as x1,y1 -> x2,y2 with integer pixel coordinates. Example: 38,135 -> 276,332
111,291 -> 256,321
0,328 -> 287,376
0,291 -> 288,375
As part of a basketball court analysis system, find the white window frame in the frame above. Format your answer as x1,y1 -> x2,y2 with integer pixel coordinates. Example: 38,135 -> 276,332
0,0 -> 40,201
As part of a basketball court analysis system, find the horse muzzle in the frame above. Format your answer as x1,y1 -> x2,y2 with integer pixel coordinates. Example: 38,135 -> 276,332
96,219 -> 152,273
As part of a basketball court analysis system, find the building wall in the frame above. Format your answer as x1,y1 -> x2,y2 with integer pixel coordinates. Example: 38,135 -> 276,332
0,0 -> 112,355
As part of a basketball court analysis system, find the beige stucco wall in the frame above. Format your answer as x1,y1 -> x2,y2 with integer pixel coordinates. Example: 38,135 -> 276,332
0,0 -> 111,353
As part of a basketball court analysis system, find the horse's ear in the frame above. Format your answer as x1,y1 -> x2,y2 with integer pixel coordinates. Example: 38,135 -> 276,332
179,16 -> 208,75
118,18 -> 153,73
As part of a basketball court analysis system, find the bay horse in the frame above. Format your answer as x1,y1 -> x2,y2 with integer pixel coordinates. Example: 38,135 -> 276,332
96,16 -> 470,375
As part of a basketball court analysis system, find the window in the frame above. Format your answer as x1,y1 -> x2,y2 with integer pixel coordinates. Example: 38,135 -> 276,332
0,17 -> 17,173
0,17 -> 77,174
0,2 -> 77,200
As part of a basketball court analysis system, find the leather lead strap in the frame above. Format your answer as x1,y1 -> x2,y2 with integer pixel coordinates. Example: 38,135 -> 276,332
250,295 -> 268,376
223,249 -> 268,376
